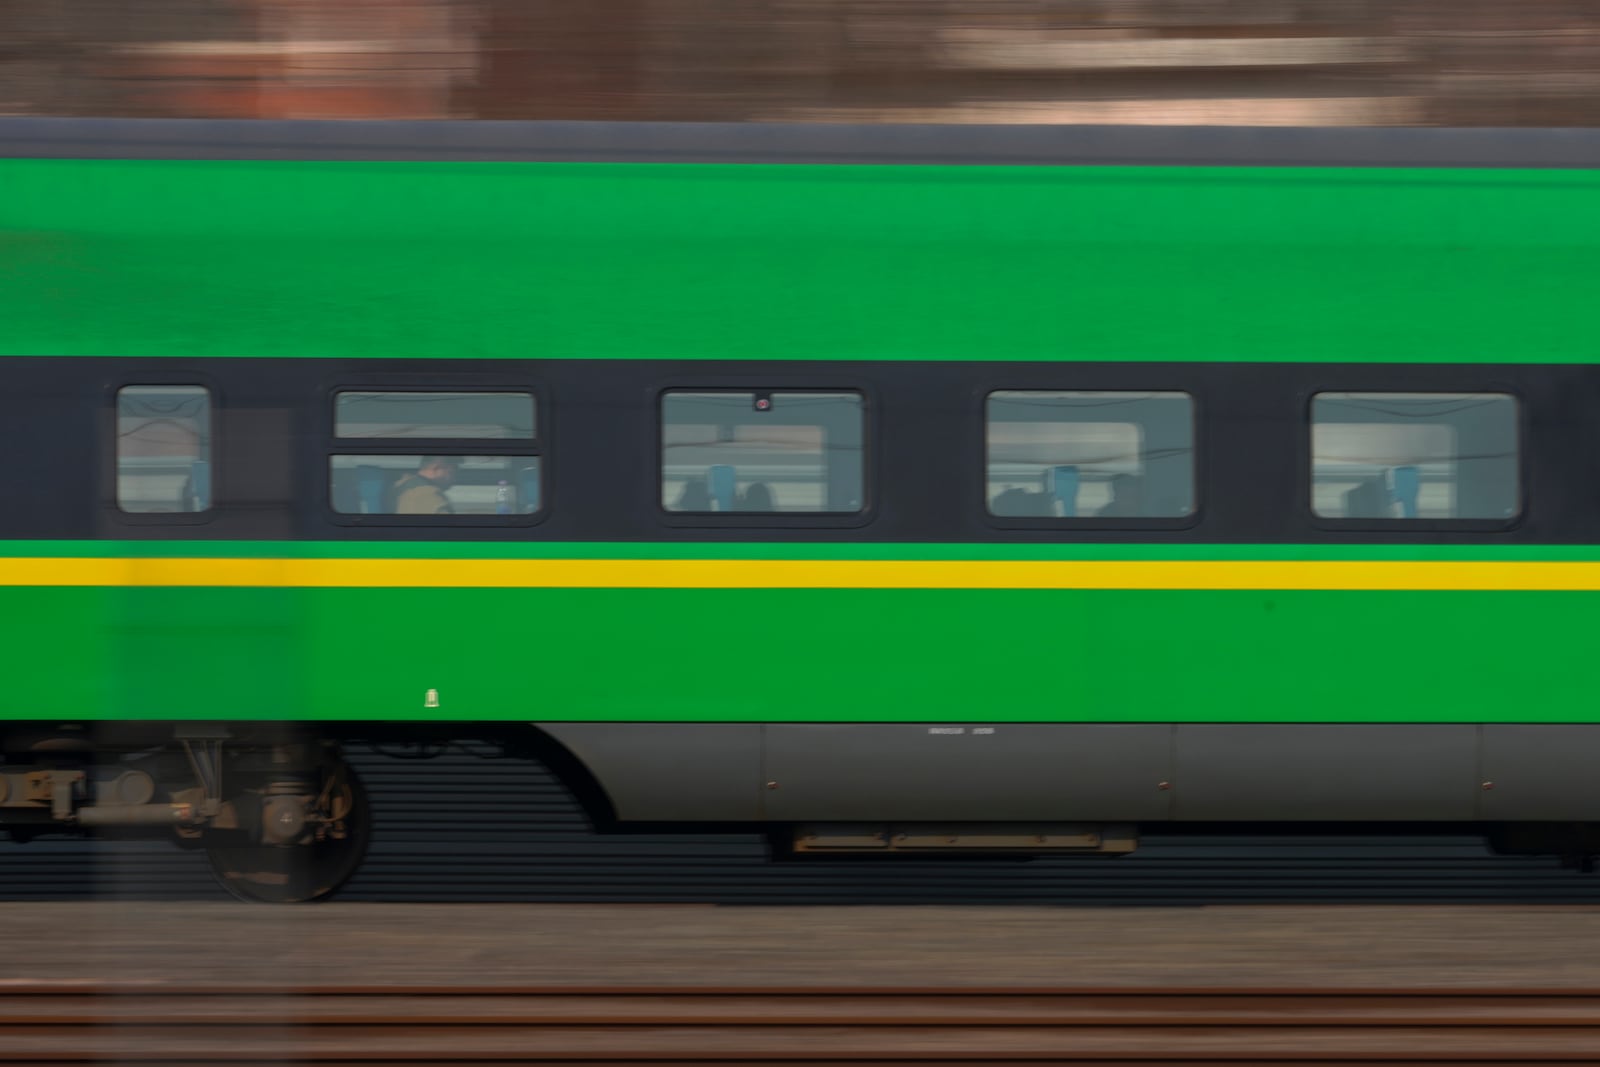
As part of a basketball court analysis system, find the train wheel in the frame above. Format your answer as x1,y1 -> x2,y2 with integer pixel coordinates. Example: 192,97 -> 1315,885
206,758 -> 371,904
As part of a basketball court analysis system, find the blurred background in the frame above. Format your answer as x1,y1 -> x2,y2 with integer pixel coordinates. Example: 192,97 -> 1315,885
2,0 -> 1597,126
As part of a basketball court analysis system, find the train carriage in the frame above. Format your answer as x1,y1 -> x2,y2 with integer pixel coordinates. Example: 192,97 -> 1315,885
0,119 -> 1597,900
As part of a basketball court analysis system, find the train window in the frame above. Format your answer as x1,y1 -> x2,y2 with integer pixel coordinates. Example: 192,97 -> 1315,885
329,388 -> 542,522
1311,393 -> 1519,520
985,392 -> 1194,518
116,385 -> 212,514
662,391 -> 864,513
335,392 -> 534,439
330,456 -> 541,515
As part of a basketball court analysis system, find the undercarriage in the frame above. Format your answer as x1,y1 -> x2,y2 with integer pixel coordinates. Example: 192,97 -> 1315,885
0,726 -> 368,902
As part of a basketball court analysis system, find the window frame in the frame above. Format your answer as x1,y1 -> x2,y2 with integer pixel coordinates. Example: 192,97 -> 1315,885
1303,386 -> 1525,532
655,381 -> 875,529
108,378 -> 220,526
980,386 -> 1202,531
325,383 -> 547,528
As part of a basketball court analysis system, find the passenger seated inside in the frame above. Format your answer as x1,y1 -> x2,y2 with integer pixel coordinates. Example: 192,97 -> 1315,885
674,477 -> 710,511
1342,475 -> 1390,519
1046,465 -> 1079,517
990,488 -> 1050,516
738,482 -> 775,512
706,464 -> 738,511
179,460 -> 210,513
356,464 -> 390,514
393,456 -> 460,515
1099,474 -> 1143,517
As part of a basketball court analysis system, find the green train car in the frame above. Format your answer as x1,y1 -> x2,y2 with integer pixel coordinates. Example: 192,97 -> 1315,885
1,119 -> 1597,901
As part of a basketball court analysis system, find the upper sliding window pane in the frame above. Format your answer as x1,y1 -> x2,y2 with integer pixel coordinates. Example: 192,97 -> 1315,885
662,391 -> 864,513
986,391 -> 1194,519
335,392 -> 535,439
1311,392 -> 1519,521
117,385 -> 212,514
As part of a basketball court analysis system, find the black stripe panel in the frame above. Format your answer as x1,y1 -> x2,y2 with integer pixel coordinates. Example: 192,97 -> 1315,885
8,356 -> 1597,545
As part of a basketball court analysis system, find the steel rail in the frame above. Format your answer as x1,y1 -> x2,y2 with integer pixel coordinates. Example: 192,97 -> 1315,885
0,985 -> 1597,1063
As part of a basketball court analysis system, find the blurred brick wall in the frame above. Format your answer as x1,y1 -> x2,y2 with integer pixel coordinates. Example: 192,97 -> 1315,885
2,0 -> 1597,124
0,0 -> 476,119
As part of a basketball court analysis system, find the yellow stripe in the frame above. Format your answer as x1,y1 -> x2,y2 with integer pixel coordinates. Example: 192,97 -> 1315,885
0,557 -> 1599,591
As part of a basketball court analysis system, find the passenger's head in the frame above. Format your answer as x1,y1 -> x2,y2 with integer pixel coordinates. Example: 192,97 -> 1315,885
675,477 -> 710,511
740,482 -> 774,511
990,487 -> 1038,516
1101,474 -> 1143,517
418,456 -> 461,487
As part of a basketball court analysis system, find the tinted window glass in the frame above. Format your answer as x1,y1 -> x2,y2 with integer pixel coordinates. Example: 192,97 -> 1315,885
117,385 -> 212,513
335,392 -> 535,439
986,391 -> 1194,518
330,455 -> 541,515
1311,392 -> 1519,520
662,392 -> 864,513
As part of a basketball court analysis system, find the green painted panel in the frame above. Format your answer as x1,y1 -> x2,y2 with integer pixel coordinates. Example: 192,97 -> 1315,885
2,585 -> 1588,723
9,540 -> 1600,563
1,161 -> 1595,364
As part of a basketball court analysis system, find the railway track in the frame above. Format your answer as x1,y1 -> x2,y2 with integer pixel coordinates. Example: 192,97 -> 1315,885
2,985 -> 1599,1063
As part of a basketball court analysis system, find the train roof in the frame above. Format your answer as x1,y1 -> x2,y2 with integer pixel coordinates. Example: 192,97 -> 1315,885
1,118 -> 1598,168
